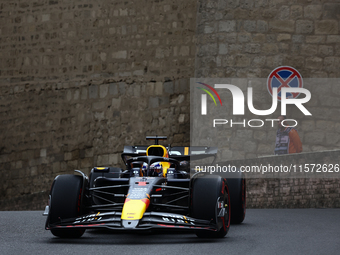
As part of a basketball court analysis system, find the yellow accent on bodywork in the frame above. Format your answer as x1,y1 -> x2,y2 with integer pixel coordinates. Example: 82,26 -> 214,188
184,147 -> 189,155
121,199 -> 148,220
146,145 -> 168,157
161,162 -> 171,177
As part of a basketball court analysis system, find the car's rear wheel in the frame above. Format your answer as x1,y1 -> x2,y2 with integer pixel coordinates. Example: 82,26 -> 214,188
48,174 -> 85,238
191,175 -> 230,238
228,176 -> 246,224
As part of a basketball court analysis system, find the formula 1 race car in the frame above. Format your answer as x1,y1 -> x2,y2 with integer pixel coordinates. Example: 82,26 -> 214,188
44,136 -> 246,238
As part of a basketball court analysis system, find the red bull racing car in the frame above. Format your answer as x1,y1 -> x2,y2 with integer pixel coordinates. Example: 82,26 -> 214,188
44,136 -> 246,238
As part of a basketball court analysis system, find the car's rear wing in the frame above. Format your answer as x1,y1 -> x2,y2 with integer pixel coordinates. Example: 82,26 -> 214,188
121,145 -> 217,165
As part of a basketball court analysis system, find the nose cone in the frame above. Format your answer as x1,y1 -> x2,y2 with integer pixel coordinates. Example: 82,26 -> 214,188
121,198 -> 150,220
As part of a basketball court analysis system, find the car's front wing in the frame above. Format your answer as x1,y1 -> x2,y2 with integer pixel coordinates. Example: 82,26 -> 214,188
45,210 -> 218,232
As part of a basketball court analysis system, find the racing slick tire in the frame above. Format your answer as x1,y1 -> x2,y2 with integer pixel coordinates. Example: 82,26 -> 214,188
48,174 -> 85,238
191,175 -> 230,238
227,173 -> 246,224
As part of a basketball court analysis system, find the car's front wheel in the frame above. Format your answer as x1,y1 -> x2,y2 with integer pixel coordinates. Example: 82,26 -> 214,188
47,174 -> 85,238
191,175 -> 230,238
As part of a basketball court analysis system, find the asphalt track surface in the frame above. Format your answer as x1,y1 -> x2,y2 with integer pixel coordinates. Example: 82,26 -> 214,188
0,209 -> 339,255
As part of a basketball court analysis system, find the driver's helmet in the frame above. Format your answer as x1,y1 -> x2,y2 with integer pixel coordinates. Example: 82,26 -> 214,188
142,162 -> 163,176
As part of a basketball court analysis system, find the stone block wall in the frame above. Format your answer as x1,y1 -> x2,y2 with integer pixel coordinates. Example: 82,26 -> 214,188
0,0 -> 197,81
0,0 -> 196,210
196,0 -> 340,78
195,0 -> 340,160
193,0 -> 340,209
